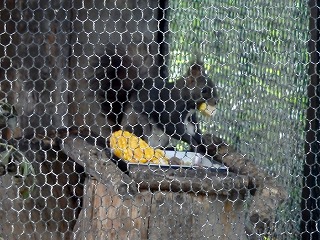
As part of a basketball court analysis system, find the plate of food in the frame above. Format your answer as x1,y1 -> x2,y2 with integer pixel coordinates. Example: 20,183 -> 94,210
109,130 -> 228,172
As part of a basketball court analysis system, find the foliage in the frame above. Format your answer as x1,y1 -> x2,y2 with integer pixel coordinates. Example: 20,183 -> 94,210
0,143 -> 36,199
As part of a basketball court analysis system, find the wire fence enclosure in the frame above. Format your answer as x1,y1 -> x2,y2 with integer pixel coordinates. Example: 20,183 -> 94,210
0,0 -> 316,240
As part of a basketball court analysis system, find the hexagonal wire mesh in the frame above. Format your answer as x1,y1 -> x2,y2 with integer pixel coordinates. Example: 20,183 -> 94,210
0,0 -> 314,239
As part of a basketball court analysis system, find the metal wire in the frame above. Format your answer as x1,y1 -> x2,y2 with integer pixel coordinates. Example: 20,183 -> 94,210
0,1 -> 312,239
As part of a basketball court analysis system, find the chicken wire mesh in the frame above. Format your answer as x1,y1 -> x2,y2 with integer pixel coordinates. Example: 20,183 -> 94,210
0,0 -> 315,240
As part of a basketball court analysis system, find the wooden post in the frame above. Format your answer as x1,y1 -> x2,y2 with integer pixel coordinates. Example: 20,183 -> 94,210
74,180 -> 247,240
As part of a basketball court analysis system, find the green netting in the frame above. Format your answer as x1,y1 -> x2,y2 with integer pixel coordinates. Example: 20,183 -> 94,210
169,1 -> 309,239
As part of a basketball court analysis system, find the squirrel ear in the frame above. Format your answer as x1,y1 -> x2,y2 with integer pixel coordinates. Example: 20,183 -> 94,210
186,75 -> 195,86
189,63 -> 202,78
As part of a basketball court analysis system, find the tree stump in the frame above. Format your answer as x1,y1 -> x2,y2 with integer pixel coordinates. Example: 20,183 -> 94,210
59,128 -> 250,239
74,178 -> 248,240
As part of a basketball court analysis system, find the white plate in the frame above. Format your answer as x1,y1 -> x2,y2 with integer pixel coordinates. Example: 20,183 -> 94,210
164,150 -> 227,169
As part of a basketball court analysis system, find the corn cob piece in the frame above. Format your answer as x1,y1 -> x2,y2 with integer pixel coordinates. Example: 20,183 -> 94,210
110,130 -> 169,164
198,102 -> 216,117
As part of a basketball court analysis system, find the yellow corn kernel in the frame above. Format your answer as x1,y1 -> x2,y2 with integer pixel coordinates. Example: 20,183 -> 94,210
198,102 -> 216,117
110,130 -> 169,164
199,102 -> 207,112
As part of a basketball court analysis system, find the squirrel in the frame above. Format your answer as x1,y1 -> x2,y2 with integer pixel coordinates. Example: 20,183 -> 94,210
90,43 -> 154,128
90,45 -> 219,158
120,61 -> 219,156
